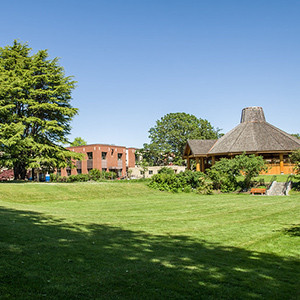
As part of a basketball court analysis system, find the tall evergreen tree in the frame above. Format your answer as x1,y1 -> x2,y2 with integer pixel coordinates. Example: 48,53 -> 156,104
0,41 -> 82,179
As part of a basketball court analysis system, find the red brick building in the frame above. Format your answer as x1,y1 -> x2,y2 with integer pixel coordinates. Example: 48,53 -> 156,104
59,144 -> 137,177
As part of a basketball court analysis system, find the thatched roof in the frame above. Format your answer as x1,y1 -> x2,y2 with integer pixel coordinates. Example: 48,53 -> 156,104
184,107 -> 300,156
183,139 -> 217,156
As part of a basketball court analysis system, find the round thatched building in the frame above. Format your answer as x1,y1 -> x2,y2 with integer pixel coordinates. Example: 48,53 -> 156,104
183,107 -> 300,174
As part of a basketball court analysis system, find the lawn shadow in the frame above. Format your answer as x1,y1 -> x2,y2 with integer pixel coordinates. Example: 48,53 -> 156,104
0,207 -> 299,299
283,224 -> 300,237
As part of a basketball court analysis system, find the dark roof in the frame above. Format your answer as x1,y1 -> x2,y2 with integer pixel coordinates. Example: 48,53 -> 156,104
183,139 -> 217,156
183,107 -> 300,156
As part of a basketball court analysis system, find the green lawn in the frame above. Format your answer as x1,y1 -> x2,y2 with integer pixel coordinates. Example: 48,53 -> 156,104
0,182 -> 299,299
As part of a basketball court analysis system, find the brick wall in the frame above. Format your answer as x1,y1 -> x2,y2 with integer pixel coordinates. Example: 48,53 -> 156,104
60,144 -> 137,177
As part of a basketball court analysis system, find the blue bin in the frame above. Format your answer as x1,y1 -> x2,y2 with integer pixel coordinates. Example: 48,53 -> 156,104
45,173 -> 50,182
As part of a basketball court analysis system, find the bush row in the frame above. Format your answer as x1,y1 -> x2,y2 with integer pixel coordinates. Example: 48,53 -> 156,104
50,169 -> 117,183
149,170 -> 212,194
149,154 -> 269,194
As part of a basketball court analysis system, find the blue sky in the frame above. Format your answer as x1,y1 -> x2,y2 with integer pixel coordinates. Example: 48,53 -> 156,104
2,0 -> 299,147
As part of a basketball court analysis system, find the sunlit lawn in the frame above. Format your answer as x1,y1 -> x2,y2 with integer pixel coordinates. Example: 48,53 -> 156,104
0,182 -> 299,299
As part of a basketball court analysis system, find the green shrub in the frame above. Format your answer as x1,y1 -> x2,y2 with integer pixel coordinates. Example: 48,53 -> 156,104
61,174 -> 89,182
76,174 -> 89,182
50,170 -> 117,183
207,158 -> 238,192
235,153 -> 267,188
158,167 -> 175,175
196,183 -> 213,195
50,174 -> 68,183
149,173 -> 179,192
50,173 -> 60,182
290,150 -> 300,174
89,169 -> 102,181
291,175 -> 300,191
67,175 -> 79,182
177,171 -> 207,189
103,171 -> 117,180
207,154 -> 268,192
88,169 -> 117,181
183,185 -> 192,193
292,181 -> 300,191
57,176 -> 68,183
149,170 -> 209,193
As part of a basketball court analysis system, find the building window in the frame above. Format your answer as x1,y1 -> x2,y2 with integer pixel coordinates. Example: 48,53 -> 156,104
102,168 -> 107,172
76,160 -> 82,169
102,152 -> 107,160
87,152 -> 93,160
57,170 -> 61,176
77,169 -> 82,174
118,153 -> 122,160
66,168 -> 71,176
87,168 -> 93,173
149,170 -> 153,175
111,149 -> 114,155
140,171 -> 144,175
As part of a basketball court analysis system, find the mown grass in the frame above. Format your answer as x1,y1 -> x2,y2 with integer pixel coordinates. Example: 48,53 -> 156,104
0,181 -> 299,299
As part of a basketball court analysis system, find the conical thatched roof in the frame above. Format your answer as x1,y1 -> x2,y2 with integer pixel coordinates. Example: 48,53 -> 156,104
209,107 -> 300,154
183,107 -> 300,157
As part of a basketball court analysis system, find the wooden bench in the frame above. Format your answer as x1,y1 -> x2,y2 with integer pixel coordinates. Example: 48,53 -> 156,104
250,188 -> 266,195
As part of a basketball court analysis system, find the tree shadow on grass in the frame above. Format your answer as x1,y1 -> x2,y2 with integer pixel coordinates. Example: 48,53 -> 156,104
282,224 -> 300,237
0,207 -> 299,299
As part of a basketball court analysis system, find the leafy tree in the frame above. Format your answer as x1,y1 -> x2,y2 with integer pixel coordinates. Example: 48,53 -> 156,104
141,112 -> 220,165
0,41 -> 82,179
291,133 -> 300,139
70,137 -> 87,147
137,143 -> 168,166
290,149 -> 300,174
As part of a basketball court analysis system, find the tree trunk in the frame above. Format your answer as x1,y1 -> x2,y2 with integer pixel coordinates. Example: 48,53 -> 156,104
13,165 -> 20,180
13,163 -> 27,180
